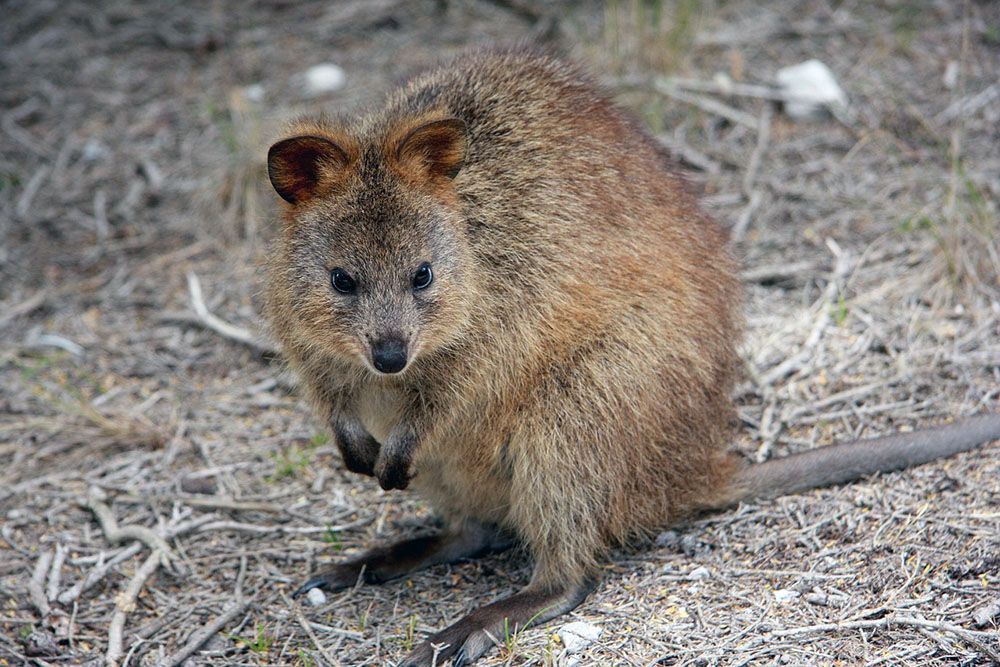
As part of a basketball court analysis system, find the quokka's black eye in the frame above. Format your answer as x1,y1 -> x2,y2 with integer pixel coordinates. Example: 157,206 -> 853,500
412,262 -> 433,290
330,268 -> 356,294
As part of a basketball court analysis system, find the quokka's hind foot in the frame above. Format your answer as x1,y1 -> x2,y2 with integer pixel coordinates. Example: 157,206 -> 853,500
293,520 -> 511,597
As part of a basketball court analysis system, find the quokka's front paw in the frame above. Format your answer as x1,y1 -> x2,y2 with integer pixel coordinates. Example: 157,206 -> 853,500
333,421 -> 381,477
374,449 -> 413,490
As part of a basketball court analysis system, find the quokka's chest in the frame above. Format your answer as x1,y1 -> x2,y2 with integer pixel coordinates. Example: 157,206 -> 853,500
350,384 -> 408,444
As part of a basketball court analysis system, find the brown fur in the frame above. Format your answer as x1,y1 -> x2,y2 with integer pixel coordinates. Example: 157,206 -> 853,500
263,48 -> 999,665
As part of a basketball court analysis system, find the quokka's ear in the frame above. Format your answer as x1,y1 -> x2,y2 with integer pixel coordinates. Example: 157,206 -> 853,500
394,118 -> 468,180
267,135 -> 351,204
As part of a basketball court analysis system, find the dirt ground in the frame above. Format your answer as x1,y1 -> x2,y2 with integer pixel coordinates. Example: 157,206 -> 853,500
2,1 -> 999,665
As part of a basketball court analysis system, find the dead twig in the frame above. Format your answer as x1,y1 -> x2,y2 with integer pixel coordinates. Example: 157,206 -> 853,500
771,615 -> 1000,663
117,493 -> 288,513
46,544 -> 67,602
732,104 -> 772,242
58,515 -> 216,605
652,79 -> 758,129
83,490 -> 177,571
105,551 -> 164,667
0,289 -> 48,329
158,557 -> 250,667
157,598 -> 251,667
186,272 -> 277,354
15,165 -> 49,220
285,591 -> 342,666
758,239 -> 853,386
731,190 -> 763,244
195,516 -> 372,536
657,133 -> 722,174
740,260 -> 817,285
29,549 -> 53,618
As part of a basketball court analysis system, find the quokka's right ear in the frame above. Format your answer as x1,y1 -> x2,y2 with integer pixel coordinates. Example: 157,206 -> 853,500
267,135 -> 352,204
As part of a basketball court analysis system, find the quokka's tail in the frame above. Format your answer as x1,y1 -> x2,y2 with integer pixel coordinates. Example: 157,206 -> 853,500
710,412 -> 1000,509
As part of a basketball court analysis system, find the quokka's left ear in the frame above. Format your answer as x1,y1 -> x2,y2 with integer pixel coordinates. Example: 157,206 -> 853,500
392,117 -> 468,181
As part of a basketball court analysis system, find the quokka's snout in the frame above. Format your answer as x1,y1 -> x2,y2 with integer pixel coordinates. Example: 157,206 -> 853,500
369,335 -> 408,374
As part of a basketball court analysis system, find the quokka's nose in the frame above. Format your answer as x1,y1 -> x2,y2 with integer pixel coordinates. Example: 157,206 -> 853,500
371,338 -> 408,374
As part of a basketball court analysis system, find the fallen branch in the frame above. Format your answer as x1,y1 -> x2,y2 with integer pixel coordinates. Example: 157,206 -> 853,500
771,614 -> 1000,663
46,544 -> 67,602
731,190 -> 763,244
59,515 -> 215,605
656,134 -> 721,175
105,551 -> 164,667
29,549 -> 53,618
83,491 -> 177,572
116,493 -> 288,513
157,597 -> 251,667
195,515 -> 372,536
652,79 -> 758,129
186,272 -> 277,354
284,591 -> 343,666
0,289 -> 47,329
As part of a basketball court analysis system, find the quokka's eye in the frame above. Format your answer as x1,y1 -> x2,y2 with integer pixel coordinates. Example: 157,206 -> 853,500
412,262 -> 433,290
330,268 -> 356,294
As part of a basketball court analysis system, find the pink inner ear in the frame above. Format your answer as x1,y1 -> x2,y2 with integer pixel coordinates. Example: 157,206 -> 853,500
268,135 -> 349,204
396,118 -> 467,179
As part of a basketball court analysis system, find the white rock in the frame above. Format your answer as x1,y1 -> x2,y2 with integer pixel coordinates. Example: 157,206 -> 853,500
776,59 -> 848,120
689,566 -> 711,580
302,63 -> 346,96
559,621 -> 601,653
712,71 -> 734,95
80,139 -> 110,162
305,587 -> 327,607
774,588 -> 800,603
243,83 -> 265,102
943,61 -> 959,90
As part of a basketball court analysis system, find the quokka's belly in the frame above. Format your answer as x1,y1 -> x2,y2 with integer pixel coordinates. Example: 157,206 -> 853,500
411,437 -> 513,526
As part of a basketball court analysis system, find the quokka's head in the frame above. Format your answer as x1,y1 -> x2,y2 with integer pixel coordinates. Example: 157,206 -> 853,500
265,113 -> 476,377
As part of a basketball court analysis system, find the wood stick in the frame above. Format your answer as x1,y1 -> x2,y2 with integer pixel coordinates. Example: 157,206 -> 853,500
83,492 -> 176,570
46,544 -> 67,602
29,549 -> 53,618
652,79 -> 758,129
186,272 -> 277,354
770,614 -> 1000,662
157,598 -> 251,667
105,551 -> 164,667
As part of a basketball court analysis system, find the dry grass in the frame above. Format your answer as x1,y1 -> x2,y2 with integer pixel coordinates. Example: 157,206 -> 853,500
1,1 -> 998,666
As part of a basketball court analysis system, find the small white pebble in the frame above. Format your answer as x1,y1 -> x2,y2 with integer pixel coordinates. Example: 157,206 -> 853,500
943,61 -> 959,90
302,63 -> 346,96
774,589 -> 800,603
243,83 -> 265,102
689,566 -> 711,580
712,71 -> 734,94
81,139 -> 110,162
776,59 -> 848,120
305,587 -> 327,607
559,621 -> 601,653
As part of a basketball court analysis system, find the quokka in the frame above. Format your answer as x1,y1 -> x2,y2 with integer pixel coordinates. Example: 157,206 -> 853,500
263,48 -> 1000,666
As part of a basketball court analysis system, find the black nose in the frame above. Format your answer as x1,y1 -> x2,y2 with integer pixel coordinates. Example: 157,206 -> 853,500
371,338 -> 408,374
